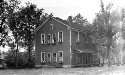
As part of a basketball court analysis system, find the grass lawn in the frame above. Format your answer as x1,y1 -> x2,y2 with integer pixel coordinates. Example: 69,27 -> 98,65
0,65 -> 125,75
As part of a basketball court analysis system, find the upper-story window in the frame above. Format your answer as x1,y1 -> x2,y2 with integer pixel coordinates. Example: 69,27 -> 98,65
52,33 -> 56,44
58,31 -> 63,43
85,34 -> 92,43
50,24 -> 53,30
41,34 -> 45,44
84,34 -> 89,43
47,34 -> 51,44
76,32 -> 79,43
89,35 -> 92,43
85,37 -> 88,43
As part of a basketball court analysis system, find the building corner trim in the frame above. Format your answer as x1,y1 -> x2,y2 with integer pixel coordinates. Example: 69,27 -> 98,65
70,29 -> 72,65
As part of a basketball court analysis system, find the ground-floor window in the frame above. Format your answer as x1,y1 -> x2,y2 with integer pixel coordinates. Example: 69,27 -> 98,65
52,53 -> 57,62
58,51 -> 63,62
93,54 -> 96,61
47,53 -> 51,62
76,53 -> 80,62
41,52 -> 45,62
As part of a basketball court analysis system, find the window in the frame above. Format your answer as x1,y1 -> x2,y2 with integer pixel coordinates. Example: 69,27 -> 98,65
84,34 -> 88,43
52,33 -> 56,44
58,51 -> 63,62
50,24 -> 53,30
58,31 -> 63,43
76,32 -> 79,43
76,53 -> 80,62
85,37 -> 88,43
47,34 -> 51,44
52,53 -> 57,62
85,34 -> 92,43
47,53 -> 51,62
88,35 -> 92,43
41,52 -> 45,62
41,34 -> 45,44
93,54 -> 96,61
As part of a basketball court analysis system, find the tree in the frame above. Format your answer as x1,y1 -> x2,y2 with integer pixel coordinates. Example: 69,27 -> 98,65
4,49 -> 34,68
0,0 -> 10,47
67,13 -> 89,26
8,2 -> 47,68
92,0 -> 118,66
92,0 -> 125,66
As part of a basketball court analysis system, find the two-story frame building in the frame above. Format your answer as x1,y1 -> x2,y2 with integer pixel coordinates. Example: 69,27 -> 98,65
33,15 -> 100,68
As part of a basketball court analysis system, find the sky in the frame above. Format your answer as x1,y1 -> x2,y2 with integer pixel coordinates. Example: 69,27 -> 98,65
0,0 -> 125,52
20,0 -> 125,22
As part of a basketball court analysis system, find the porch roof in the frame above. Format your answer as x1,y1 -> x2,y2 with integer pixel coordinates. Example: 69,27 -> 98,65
75,49 -> 95,53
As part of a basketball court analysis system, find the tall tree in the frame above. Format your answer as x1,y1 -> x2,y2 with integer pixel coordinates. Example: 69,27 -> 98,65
68,13 -> 88,26
8,2 -> 46,68
0,0 -> 10,47
92,0 -> 118,66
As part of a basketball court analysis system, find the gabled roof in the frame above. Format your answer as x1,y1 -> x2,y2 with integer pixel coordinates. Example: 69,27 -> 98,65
33,14 -> 53,34
33,14 -> 90,34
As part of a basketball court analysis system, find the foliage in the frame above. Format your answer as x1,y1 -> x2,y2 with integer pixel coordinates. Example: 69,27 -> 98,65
4,50 -> 35,68
71,13 -> 88,25
92,0 -> 125,65
8,1 -> 47,52
0,0 -> 10,47
0,0 -> 46,68
67,13 -> 92,32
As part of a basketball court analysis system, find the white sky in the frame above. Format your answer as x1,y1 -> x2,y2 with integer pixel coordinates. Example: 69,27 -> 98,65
20,0 -> 125,22
1,0 -> 125,52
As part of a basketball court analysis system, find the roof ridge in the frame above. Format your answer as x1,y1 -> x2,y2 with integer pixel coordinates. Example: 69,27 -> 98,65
33,14 -> 86,34
32,14 -> 53,34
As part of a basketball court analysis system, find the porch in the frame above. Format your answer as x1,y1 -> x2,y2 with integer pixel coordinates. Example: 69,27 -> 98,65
73,49 -> 100,67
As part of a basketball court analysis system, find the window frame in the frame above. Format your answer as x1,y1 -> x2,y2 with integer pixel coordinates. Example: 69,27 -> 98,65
58,31 -> 63,43
50,24 -> 53,30
52,52 -> 57,62
85,34 -> 88,43
58,51 -> 63,62
52,33 -> 56,44
47,53 -> 51,62
41,52 -> 45,62
47,34 -> 51,44
76,53 -> 80,62
41,34 -> 45,44
93,54 -> 96,61
76,32 -> 79,43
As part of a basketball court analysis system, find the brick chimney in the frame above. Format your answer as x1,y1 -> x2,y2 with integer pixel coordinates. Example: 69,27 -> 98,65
67,16 -> 73,27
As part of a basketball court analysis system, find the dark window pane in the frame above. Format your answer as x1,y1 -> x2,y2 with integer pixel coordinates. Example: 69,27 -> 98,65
59,52 -> 62,57
53,53 -> 56,57
48,54 -> 50,57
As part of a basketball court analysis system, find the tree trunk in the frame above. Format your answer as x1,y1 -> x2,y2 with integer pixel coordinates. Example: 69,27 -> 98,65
116,54 -> 121,65
107,37 -> 112,66
28,43 -> 31,68
28,24 -> 31,69
16,39 -> 18,69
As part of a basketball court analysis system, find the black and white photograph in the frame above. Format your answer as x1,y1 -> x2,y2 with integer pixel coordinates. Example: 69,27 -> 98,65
0,0 -> 125,75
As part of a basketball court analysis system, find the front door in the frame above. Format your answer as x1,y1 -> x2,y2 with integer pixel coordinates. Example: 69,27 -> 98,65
76,53 -> 82,66
82,53 -> 93,66
82,53 -> 86,65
